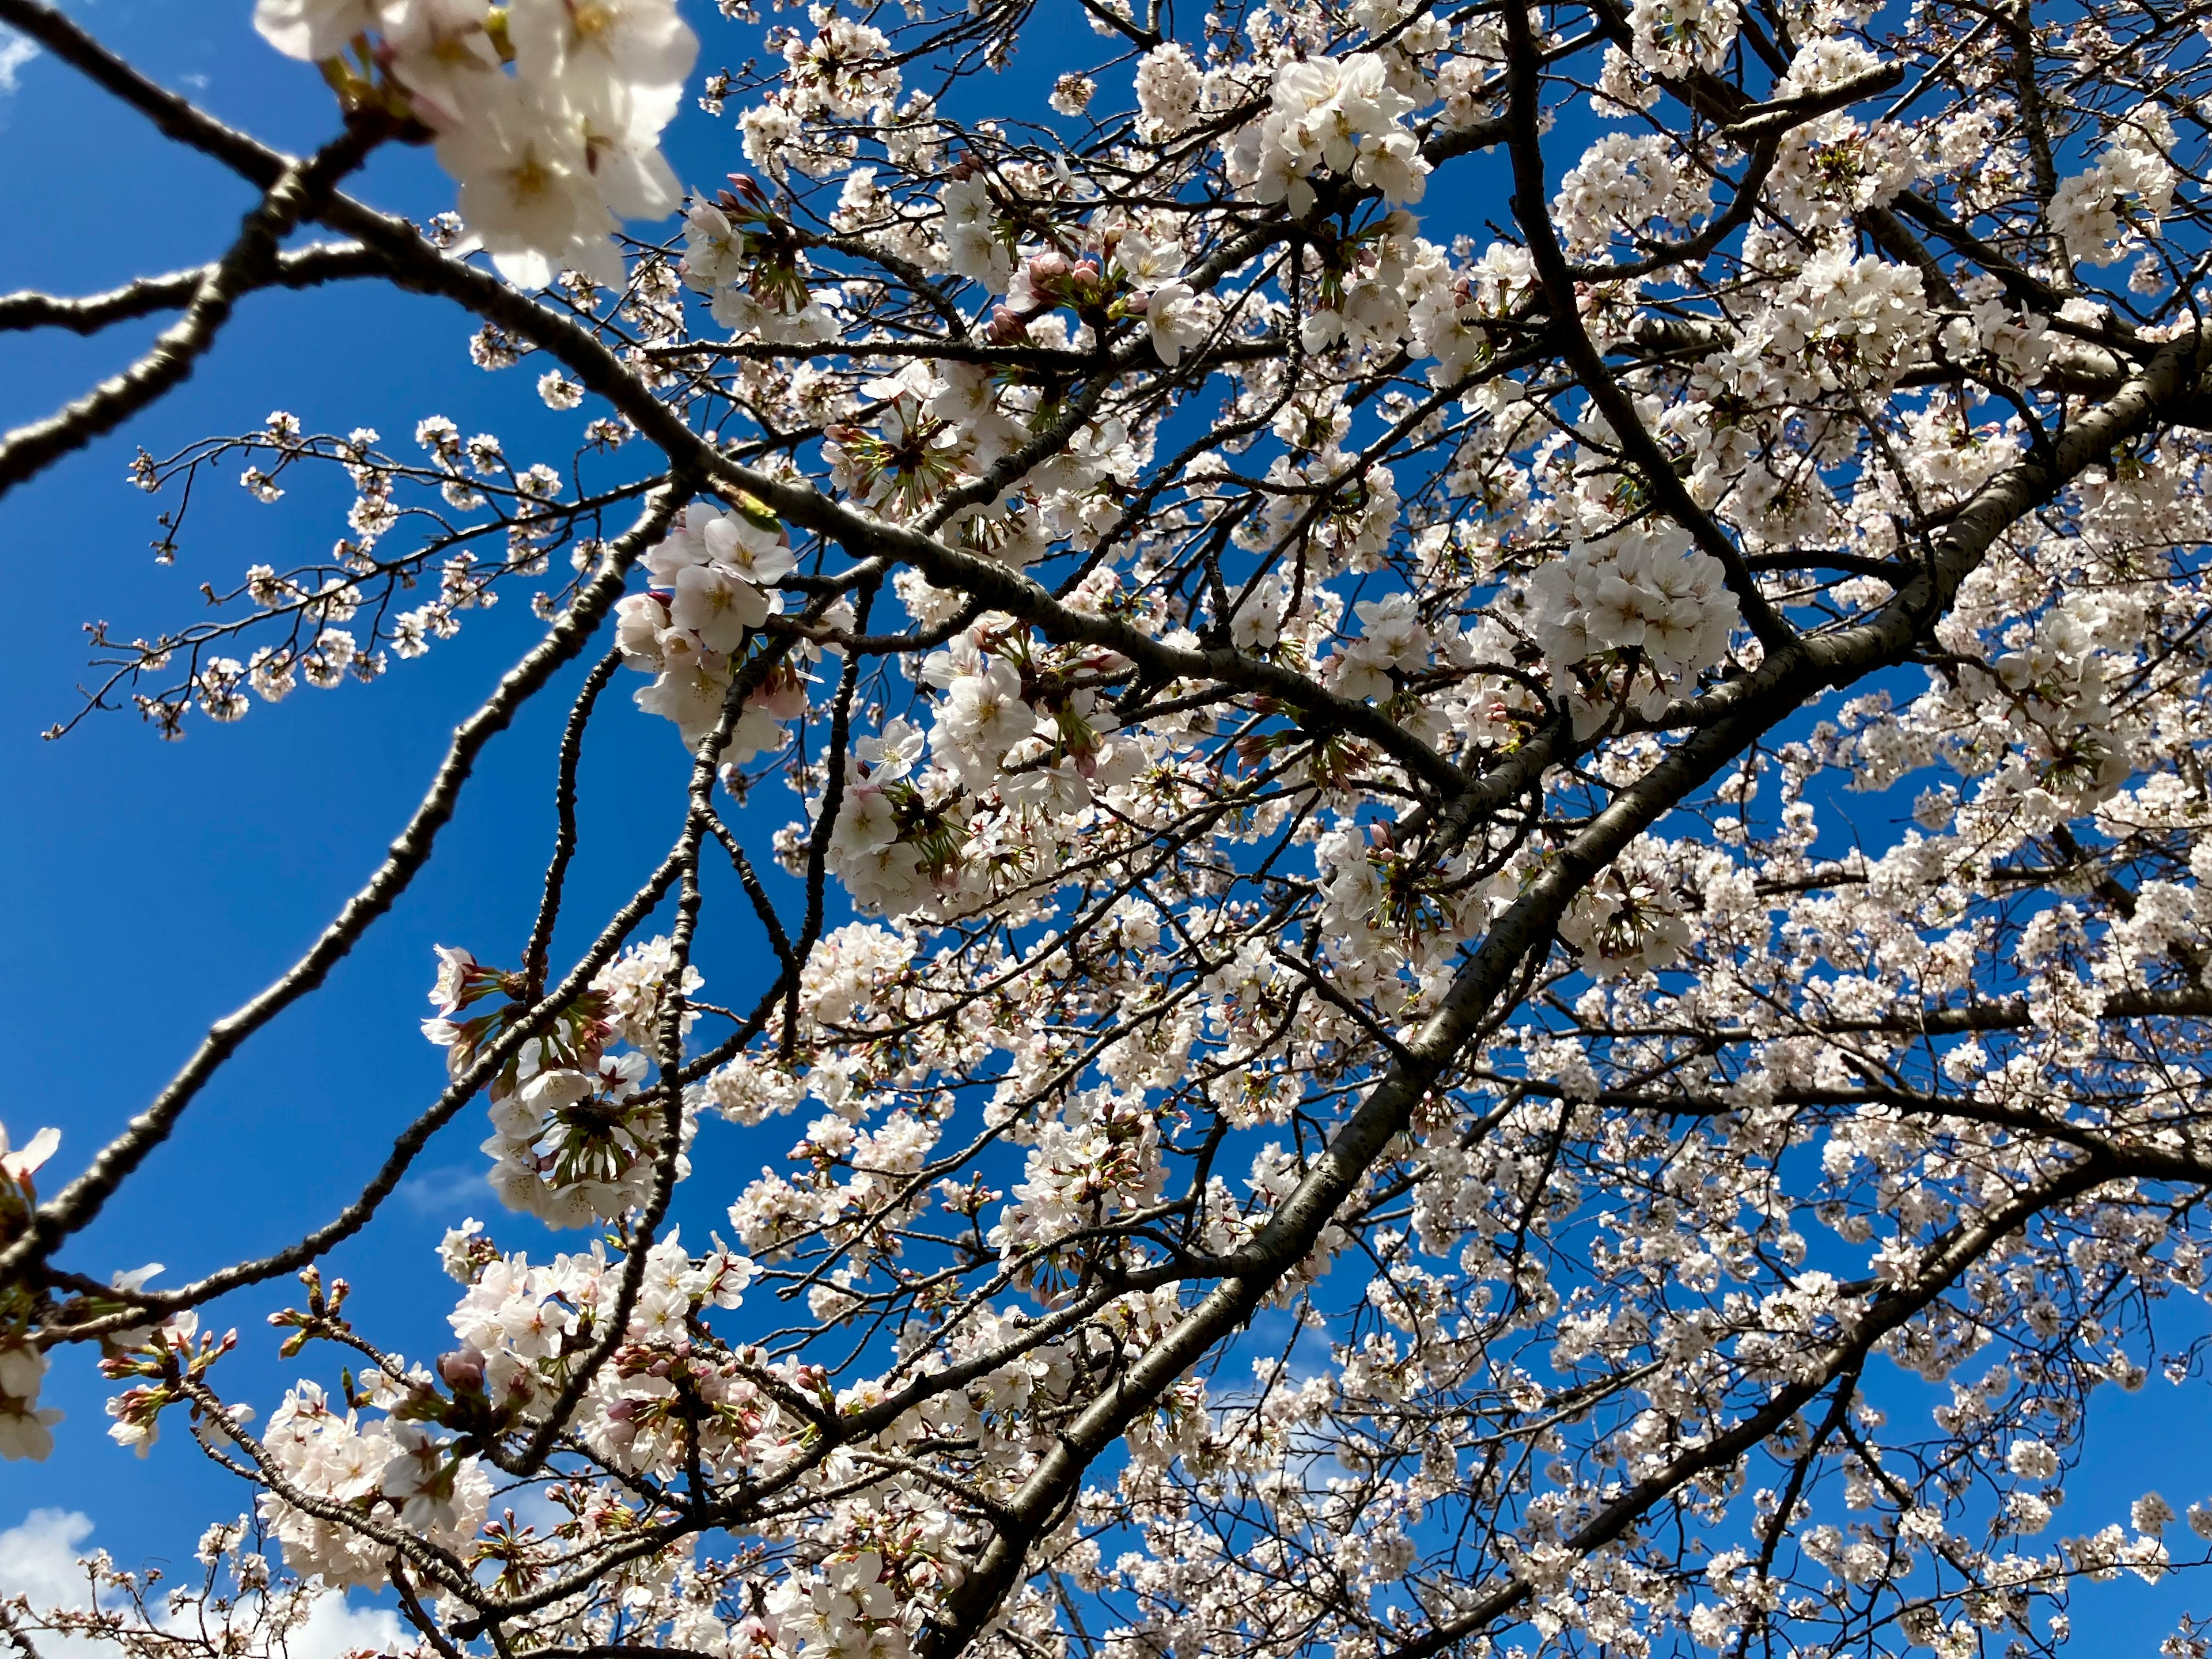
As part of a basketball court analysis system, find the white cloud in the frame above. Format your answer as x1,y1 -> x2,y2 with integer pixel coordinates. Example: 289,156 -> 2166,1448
0,1512 -> 112,1659
0,1508 -> 97,1605
0,1509 -> 410,1659
0,29 -> 37,95
283,1589 -> 410,1659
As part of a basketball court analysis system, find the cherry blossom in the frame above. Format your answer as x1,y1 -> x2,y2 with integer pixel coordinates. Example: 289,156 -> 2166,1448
10,9 -> 2212,1659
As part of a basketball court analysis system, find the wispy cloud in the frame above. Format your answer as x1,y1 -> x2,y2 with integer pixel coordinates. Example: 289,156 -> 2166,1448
0,29 -> 38,96
399,1161 -> 492,1216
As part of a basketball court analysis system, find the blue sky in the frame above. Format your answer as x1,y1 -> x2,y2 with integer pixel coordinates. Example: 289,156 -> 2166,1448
3,4 -> 2212,1654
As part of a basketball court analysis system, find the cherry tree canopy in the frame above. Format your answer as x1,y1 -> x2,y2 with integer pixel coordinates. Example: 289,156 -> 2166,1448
3,2 -> 2212,1659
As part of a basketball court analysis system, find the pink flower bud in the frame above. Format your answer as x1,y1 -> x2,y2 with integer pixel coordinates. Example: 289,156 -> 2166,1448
439,1349 -> 486,1395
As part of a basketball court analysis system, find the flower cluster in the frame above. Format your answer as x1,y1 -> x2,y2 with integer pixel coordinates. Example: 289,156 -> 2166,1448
255,0 -> 698,287
1627,0 -> 1741,79
825,717 -> 941,917
2050,108 -> 2179,267
1940,275 -> 2056,385
1330,593 -> 1431,703
1228,54 -> 1430,217
988,1090 -> 1166,1264
1554,133 -> 1716,259
615,500 -> 805,755
1526,526 -> 1740,733
1,1120 -> 63,1461
1959,593 -> 2135,808
1132,43 -> 1204,135
683,177 -> 842,343
422,941 -> 699,1226
257,1374 -> 493,1588
812,627 -> 1140,918
1764,247 -> 1935,396
1556,852 -> 1692,978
